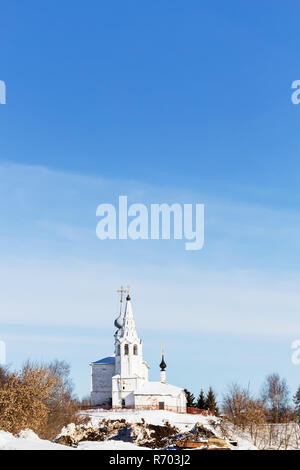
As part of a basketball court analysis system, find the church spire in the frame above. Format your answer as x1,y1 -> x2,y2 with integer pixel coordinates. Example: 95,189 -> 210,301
120,290 -> 139,341
160,343 -> 167,383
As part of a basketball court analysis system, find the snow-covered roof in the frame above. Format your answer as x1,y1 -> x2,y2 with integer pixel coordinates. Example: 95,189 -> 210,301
134,381 -> 184,398
92,356 -> 115,365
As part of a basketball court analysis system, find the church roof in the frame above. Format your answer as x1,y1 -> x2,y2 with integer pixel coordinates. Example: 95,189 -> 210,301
92,356 -> 115,365
134,381 -> 184,398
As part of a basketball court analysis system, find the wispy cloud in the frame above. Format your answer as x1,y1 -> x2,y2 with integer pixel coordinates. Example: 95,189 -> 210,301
1,332 -> 110,345
0,162 -> 299,340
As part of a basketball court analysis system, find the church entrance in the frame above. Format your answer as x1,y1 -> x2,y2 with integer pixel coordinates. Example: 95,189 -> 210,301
121,399 -> 126,408
159,402 -> 165,410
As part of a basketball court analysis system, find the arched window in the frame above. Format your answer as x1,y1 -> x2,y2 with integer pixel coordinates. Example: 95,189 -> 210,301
124,344 -> 129,355
133,344 -> 138,355
117,345 -> 120,356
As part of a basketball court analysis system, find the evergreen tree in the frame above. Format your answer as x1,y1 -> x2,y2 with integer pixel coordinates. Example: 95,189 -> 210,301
294,386 -> 300,414
184,388 -> 196,408
206,386 -> 218,415
196,389 -> 207,409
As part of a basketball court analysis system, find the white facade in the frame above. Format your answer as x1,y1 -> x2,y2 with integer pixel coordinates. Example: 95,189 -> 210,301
90,294 -> 187,412
90,357 -> 115,406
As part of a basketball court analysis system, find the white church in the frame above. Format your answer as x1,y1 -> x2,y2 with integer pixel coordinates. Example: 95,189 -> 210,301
90,289 -> 187,412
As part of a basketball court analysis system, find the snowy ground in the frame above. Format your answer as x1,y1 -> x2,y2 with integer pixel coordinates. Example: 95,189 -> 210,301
82,408 -> 207,432
78,441 -> 150,450
80,409 -> 256,450
0,430 -> 72,450
0,409 -> 297,450
0,429 -> 149,451
51,409 -> 257,450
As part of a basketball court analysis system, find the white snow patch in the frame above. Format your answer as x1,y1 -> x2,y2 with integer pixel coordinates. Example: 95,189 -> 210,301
78,441 -> 150,450
0,430 -> 72,450
17,429 -> 40,440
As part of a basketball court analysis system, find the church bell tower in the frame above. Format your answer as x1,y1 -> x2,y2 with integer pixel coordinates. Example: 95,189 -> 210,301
112,288 -> 149,407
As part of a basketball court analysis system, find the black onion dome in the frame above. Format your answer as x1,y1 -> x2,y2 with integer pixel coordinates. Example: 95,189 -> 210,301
160,355 -> 167,371
114,315 -> 123,329
114,309 -> 124,329
126,294 -> 131,301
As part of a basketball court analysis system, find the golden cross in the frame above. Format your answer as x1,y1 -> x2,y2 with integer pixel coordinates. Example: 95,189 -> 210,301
117,285 -> 131,304
117,286 -> 125,303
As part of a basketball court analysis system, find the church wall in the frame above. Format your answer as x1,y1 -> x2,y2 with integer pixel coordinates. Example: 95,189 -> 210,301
134,393 -> 187,412
134,394 -> 159,408
178,390 -> 187,409
112,375 -> 146,407
112,376 -> 120,408
141,362 -> 149,381
91,363 -> 114,406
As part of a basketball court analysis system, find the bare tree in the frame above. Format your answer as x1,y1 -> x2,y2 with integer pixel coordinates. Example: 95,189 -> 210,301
0,365 -> 10,388
261,373 -> 290,423
0,360 -> 81,438
40,359 -> 80,440
0,363 -> 57,434
223,383 -> 266,425
80,395 -> 91,408
222,383 -> 267,446
222,383 -> 251,427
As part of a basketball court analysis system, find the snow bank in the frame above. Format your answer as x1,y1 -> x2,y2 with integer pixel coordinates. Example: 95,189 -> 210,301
81,409 -> 257,449
55,417 -> 180,448
0,430 -> 72,450
56,409 -> 257,450
0,428 -> 155,451
0,410 -> 260,450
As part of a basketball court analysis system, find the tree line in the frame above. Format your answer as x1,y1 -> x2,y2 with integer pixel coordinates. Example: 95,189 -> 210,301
185,372 -> 300,424
184,386 -> 218,414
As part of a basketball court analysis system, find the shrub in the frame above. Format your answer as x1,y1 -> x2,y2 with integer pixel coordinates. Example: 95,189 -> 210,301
0,360 -> 81,439
0,364 -> 57,435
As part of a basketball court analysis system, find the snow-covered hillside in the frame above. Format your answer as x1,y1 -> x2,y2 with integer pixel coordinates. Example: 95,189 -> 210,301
0,409 -> 298,450
54,409 -> 257,450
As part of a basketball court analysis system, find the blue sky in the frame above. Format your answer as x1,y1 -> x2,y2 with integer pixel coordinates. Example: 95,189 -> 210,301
0,1 -> 300,402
